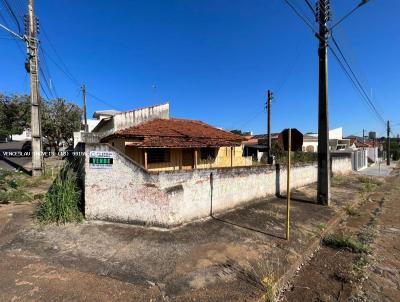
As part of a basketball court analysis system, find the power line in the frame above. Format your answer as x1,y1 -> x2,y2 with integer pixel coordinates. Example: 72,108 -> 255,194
328,45 -> 385,126
1,0 -> 22,34
330,34 -> 386,125
275,37 -> 304,93
86,91 -> 124,111
39,68 -> 56,99
281,0 -> 316,33
39,46 -> 81,87
40,25 -> 80,86
0,10 -> 25,55
280,0 -> 387,126
39,44 -> 58,98
304,0 -> 315,14
39,81 -> 50,100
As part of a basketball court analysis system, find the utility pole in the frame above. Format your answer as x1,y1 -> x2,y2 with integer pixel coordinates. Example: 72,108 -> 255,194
316,0 -> 331,205
267,90 -> 273,164
362,129 -> 365,142
82,84 -> 88,132
27,0 -> 43,176
387,121 -> 390,166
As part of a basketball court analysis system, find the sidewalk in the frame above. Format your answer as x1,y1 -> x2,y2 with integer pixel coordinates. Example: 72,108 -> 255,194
356,161 -> 397,177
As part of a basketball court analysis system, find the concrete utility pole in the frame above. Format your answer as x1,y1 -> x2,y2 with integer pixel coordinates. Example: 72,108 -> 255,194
316,0 -> 331,205
387,120 -> 390,166
267,90 -> 273,164
27,0 -> 43,176
363,129 -> 365,142
82,84 -> 88,132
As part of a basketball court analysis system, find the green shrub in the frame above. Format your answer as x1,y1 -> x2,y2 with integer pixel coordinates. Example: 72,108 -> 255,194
36,164 -> 83,224
345,206 -> 359,216
322,233 -> 369,253
392,149 -> 400,161
358,176 -> 382,186
0,169 -> 12,189
275,151 -> 318,165
358,176 -> 381,193
0,190 -> 34,203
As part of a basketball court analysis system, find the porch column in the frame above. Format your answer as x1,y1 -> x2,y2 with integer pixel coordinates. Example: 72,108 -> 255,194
144,149 -> 148,170
194,149 -> 198,169
230,147 -> 233,167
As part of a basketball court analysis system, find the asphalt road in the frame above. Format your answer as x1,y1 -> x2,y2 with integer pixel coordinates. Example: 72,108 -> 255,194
0,141 -> 32,171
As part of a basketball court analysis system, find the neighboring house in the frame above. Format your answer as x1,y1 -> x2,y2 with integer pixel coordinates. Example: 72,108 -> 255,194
85,119 -> 101,132
92,110 -> 120,120
302,134 -> 318,152
101,118 -> 251,171
347,138 -> 380,163
243,133 -> 279,162
302,127 -> 350,152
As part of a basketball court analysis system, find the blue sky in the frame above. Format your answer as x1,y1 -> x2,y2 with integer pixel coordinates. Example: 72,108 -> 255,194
1,0 -> 399,137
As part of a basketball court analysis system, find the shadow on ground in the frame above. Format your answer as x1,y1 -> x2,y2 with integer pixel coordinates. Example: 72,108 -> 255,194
0,174 -> 366,301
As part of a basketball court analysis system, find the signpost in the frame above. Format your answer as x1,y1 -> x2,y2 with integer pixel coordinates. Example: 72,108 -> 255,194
280,128 -> 303,240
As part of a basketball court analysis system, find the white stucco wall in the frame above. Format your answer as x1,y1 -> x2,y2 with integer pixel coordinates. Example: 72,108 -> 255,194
331,154 -> 353,175
84,144 -> 353,227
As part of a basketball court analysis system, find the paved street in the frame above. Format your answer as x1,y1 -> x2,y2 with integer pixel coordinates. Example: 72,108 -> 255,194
0,141 -> 32,172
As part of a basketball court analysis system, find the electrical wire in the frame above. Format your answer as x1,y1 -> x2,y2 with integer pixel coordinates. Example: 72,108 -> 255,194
39,44 -> 58,98
39,81 -> 50,100
281,0 -> 387,127
330,34 -> 386,125
304,0 -> 315,15
281,0 -> 316,33
1,0 -> 22,34
328,45 -> 385,126
40,25 -> 80,86
0,10 -> 25,55
39,46 -> 81,87
86,91 -> 124,111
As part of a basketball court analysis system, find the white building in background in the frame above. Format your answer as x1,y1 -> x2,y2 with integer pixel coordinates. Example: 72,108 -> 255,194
302,127 -> 350,152
86,119 -> 101,132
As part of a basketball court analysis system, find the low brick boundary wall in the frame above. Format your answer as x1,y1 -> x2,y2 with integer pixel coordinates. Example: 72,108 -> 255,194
84,144 -> 352,227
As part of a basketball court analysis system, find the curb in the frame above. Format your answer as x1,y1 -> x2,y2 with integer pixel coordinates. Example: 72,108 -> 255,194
275,191 -> 362,294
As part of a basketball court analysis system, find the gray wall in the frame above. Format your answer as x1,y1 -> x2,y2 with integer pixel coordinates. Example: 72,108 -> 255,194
84,144 -> 353,227
94,103 -> 170,137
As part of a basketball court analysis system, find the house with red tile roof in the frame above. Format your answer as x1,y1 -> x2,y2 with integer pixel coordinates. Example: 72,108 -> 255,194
94,105 -> 252,171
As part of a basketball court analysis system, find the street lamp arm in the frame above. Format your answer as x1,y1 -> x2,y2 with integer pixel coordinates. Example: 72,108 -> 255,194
329,0 -> 369,31
0,22 -> 25,41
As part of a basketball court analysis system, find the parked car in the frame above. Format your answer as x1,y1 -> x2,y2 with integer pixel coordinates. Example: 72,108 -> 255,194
21,140 -> 51,157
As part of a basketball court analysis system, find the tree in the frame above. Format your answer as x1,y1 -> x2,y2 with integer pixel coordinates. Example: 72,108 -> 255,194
390,139 -> 400,161
0,94 -> 30,138
41,98 -> 82,153
0,92 -> 82,153
230,129 -> 252,136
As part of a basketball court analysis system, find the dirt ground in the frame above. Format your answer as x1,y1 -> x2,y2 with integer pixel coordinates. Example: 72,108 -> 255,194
0,169 -> 398,301
281,166 -> 400,302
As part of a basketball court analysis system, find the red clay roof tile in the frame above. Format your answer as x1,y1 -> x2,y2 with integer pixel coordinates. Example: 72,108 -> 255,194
107,118 -> 244,148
